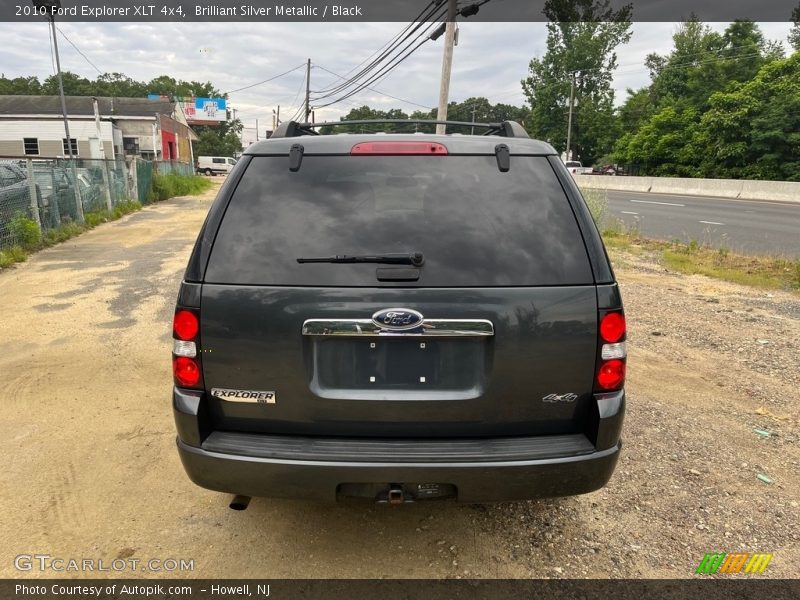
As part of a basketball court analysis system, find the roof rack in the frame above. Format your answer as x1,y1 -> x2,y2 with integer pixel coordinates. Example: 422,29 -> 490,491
269,119 -> 529,139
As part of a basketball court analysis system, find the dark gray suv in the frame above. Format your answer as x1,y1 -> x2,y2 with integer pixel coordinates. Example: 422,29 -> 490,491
172,120 -> 626,504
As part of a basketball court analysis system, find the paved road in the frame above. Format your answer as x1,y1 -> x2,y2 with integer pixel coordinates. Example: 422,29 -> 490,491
602,190 -> 800,257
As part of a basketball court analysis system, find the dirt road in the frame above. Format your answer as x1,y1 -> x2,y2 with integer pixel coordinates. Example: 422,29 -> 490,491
1,184 -> 797,579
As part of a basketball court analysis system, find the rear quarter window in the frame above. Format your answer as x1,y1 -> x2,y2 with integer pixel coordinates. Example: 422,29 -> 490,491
205,155 -> 593,287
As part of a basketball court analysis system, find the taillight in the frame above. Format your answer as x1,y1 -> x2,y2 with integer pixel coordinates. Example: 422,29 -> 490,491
173,309 -> 199,340
173,356 -> 201,387
172,308 -> 202,389
350,141 -> 448,155
599,312 -> 626,343
596,311 -> 626,392
597,359 -> 626,390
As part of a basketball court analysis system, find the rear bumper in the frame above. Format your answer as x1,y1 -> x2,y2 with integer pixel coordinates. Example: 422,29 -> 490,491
174,386 -> 624,503
177,437 -> 620,503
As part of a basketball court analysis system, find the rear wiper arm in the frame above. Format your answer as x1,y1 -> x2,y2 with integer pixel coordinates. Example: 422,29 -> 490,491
297,252 -> 424,266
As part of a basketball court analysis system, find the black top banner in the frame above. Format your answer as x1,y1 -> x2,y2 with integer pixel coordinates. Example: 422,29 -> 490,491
1,0 -> 798,22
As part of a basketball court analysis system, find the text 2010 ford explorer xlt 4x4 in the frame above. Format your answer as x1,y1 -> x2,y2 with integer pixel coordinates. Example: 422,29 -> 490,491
172,120 -> 626,504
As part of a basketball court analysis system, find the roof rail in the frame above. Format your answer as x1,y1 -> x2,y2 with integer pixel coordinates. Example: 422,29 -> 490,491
268,119 -> 529,139
271,121 -> 320,138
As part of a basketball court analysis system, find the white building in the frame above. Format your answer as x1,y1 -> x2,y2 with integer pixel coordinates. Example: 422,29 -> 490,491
0,95 -> 197,160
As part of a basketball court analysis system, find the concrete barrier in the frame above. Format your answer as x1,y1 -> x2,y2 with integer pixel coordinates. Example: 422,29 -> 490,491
578,175 -> 654,193
738,180 -> 800,203
575,174 -> 800,204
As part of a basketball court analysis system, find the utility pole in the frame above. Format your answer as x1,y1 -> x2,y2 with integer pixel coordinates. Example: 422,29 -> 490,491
92,97 -> 113,212
256,118 -> 259,141
41,2 -> 83,222
304,58 -> 311,122
276,105 -> 280,125
471,106 -> 476,135
566,72 -> 575,162
435,0 -> 458,135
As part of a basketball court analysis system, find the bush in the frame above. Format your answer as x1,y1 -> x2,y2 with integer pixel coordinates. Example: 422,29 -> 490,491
84,212 -> 108,227
0,246 -> 27,268
9,213 -> 41,250
151,173 -> 212,201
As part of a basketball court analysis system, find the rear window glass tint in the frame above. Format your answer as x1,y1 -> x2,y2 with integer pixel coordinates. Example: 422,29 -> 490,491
205,155 -> 593,286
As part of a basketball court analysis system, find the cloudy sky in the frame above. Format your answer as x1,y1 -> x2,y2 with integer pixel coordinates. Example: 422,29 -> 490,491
0,21 -> 793,144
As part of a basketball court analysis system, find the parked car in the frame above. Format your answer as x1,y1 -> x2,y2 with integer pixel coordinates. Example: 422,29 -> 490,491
29,165 -> 77,224
196,156 -> 237,176
172,120 -> 626,504
0,162 -> 42,233
564,160 -> 592,176
591,164 -> 625,176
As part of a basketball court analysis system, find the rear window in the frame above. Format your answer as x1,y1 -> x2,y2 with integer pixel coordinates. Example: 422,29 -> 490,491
205,155 -> 593,286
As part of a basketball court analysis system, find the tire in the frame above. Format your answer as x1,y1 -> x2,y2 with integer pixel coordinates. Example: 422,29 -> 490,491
205,168 -> 213,176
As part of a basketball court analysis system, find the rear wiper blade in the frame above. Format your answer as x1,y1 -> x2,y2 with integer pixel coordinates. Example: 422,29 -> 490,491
297,252 -> 424,266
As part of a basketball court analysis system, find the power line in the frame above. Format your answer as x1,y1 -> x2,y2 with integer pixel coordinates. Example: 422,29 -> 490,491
333,1 -> 438,82
56,27 -> 103,75
224,63 -> 306,95
311,0 -> 444,98
310,0 -> 494,112
312,23 -> 442,109
310,2 -> 450,103
313,64 -> 434,110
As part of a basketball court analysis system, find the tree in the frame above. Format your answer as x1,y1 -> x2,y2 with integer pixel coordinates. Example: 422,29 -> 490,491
613,20 -> 790,178
790,4 -> 800,52
41,71 -> 94,95
320,98 -> 529,135
0,71 -> 222,99
193,119 -> 243,157
613,105 -> 702,176
521,0 -> 632,166
617,88 -> 653,134
0,75 -> 42,94
94,73 -> 147,97
319,105 -> 413,134
700,53 -> 800,180
145,75 -> 219,99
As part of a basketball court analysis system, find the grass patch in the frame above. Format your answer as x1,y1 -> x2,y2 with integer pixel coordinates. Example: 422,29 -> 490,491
582,188 -> 609,225
0,246 -> 27,268
151,173 -> 212,202
601,222 -> 800,292
0,200 -> 143,271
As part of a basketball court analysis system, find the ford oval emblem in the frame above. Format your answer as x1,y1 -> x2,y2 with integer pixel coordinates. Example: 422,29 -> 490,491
372,308 -> 424,331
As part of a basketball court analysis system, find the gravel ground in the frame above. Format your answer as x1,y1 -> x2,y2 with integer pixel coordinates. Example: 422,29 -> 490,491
0,186 -> 797,579
472,250 -> 799,578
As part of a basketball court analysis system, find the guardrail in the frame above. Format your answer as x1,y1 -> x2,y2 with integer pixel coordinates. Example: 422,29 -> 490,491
575,175 -> 800,204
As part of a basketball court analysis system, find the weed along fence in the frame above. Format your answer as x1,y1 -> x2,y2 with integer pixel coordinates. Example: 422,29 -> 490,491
0,157 -> 194,251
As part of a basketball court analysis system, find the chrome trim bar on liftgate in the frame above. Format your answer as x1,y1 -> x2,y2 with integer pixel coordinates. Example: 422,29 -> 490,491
301,319 -> 494,337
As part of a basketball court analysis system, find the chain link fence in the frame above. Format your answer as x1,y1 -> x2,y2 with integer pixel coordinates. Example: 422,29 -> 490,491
0,157 -> 193,251
155,160 -> 195,177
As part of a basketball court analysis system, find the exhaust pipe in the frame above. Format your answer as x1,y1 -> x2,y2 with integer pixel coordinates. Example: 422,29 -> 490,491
229,495 -> 251,511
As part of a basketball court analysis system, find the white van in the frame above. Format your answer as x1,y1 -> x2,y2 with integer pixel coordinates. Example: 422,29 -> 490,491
196,156 -> 237,176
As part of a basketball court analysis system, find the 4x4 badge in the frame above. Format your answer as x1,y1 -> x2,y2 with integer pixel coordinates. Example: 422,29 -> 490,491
542,393 -> 578,403
372,308 -> 424,331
